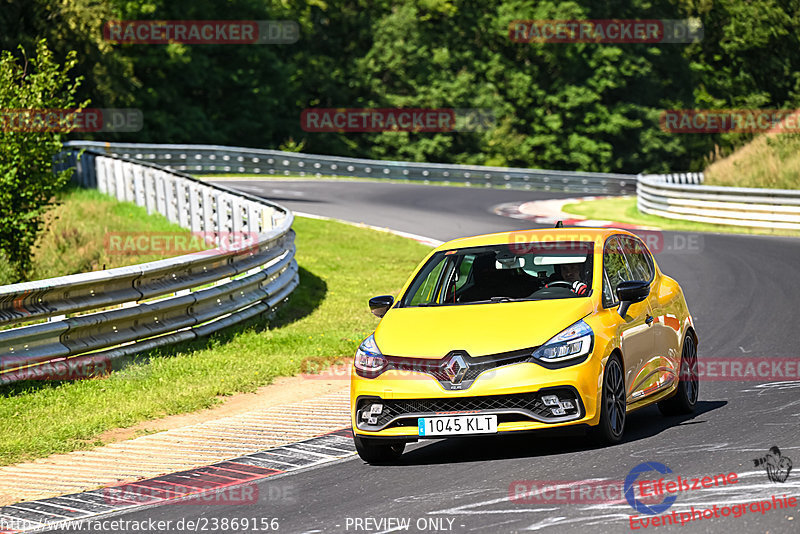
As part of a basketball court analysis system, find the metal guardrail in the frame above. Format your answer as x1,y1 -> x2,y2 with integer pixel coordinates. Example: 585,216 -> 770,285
3,138 -> 785,384
637,174 -> 800,230
66,141 -> 638,195
0,145 -> 298,384
641,172 -> 704,185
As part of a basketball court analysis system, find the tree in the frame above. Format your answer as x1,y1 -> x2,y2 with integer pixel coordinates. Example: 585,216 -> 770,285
0,40 -> 87,281
0,0 -> 135,111
4,0 -> 797,175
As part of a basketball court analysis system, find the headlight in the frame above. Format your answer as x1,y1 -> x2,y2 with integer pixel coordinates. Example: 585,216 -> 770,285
531,319 -> 594,363
354,334 -> 387,377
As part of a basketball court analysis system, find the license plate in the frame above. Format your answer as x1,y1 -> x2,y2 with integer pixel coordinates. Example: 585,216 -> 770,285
418,415 -> 497,436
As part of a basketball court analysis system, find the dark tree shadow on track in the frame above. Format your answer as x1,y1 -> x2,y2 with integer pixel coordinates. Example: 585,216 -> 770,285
384,400 -> 727,467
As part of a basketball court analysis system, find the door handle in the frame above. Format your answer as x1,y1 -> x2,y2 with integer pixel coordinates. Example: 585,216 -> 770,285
645,314 -> 654,326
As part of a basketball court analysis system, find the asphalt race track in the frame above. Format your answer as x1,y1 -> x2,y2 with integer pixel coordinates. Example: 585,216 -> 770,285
53,180 -> 800,534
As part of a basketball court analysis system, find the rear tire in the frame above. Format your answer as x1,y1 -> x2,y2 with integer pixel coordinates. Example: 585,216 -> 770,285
658,334 -> 698,416
354,435 -> 405,464
594,354 -> 626,445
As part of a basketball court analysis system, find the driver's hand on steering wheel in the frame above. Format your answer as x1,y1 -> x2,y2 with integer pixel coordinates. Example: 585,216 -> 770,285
571,281 -> 588,295
545,279 -> 588,295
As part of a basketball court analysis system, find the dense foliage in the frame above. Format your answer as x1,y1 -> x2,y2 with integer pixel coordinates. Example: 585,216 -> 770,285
0,40 -> 86,280
2,0 -> 798,174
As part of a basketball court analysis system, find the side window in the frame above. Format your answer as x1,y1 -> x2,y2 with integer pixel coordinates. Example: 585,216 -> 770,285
603,237 -> 633,307
620,237 -> 654,282
454,255 -> 476,291
408,257 -> 447,306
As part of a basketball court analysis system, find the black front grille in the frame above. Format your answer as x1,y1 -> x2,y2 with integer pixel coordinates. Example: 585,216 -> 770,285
356,388 -> 582,431
382,348 -> 534,390
381,393 -> 543,416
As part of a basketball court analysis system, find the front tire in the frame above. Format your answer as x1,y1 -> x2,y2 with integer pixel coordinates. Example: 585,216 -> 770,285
658,334 -> 698,416
354,435 -> 405,464
594,354 -> 626,444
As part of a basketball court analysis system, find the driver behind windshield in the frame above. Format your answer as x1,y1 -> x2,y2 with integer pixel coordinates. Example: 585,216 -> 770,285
546,262 -> 589,296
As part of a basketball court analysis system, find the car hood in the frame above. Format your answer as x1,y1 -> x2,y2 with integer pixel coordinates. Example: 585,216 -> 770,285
374,299 -> 594,358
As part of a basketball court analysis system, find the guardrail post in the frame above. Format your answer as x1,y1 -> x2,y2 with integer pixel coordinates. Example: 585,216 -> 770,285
177,181 -> 190,229
144,168 -> 156,215
96,156 -> 109,194
232,198 -> 244,234
124,161 -> 136,203
188,184 -> 202,232
84,152 -> 97,189
215,193 -> 227,242
113,159 -> 125,201
133,165 -> 146,207
203,189 -> 215,234
246,203 -> 256,235
165,174 -> 178,223
156,170 -> 167,215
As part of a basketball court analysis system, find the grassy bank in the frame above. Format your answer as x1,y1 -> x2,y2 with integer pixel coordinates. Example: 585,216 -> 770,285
703,133 -> 800,189
0,188 -> 192,285
0,216 -> 429,466
562,196 -> 800,237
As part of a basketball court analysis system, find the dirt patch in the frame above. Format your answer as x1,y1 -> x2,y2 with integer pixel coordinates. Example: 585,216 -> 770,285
98,360 -> 352,444
0,362 -> 354,507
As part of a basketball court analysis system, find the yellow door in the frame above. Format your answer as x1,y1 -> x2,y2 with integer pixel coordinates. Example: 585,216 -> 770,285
602,236 -> 656,404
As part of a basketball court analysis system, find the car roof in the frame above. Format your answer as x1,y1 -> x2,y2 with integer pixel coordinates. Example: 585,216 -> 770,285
433,227 -> 639,252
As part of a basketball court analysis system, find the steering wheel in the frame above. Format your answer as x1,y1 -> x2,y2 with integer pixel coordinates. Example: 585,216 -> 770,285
547,280 -> 573,288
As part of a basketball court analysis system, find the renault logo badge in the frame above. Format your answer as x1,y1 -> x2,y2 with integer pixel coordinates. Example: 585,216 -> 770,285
443,354 -> 468,384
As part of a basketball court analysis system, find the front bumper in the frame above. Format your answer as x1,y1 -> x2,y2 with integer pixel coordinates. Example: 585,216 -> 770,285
350,357 -> 603,438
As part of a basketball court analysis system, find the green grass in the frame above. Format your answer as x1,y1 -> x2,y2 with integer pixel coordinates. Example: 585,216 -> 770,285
0,216 -> 429,466
0,188 -> 194,284
562,196 -> 800,237
704,132 -> 800,189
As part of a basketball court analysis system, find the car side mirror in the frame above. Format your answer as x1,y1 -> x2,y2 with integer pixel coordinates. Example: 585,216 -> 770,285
616,280 -> 649,318
369,295 -> 394,318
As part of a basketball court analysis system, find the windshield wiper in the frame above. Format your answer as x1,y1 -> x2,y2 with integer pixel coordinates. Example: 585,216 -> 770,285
414,297 -> 536,307
463,296 -> 535,304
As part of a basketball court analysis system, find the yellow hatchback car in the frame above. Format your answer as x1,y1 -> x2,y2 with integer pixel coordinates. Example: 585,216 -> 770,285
350,227 -> 698,463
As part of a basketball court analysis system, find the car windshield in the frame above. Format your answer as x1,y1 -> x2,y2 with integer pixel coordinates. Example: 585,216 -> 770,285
401,242 -> 594,307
